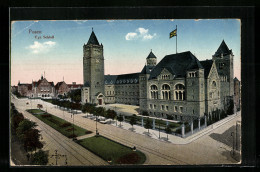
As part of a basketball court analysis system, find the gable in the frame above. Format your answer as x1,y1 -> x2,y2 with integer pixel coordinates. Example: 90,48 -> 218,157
208,62 -> 219,79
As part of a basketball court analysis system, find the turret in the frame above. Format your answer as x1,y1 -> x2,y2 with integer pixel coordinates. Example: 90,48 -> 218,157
146,50 -> 157,66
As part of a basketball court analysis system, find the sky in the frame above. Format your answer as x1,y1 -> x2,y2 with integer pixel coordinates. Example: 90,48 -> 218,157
11,19 -> 241,86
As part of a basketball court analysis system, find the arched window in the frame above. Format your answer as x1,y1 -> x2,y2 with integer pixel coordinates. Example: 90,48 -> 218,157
212,81 -> 217,89
150,85 -> 158,99
174,84 -> 185,100
162,84 -> 171,100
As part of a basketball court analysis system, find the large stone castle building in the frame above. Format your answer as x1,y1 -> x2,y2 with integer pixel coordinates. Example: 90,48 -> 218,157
81,30 -> 234,121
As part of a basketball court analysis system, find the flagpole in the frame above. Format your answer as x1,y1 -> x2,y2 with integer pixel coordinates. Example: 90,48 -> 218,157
176,25 -> 177,54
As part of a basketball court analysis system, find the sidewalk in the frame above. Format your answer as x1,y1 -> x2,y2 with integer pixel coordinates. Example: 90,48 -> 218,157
105,111 -> 241,145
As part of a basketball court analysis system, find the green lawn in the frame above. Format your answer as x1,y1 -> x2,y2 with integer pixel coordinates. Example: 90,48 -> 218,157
77,136 -> 146,165
27,109 -> 91,138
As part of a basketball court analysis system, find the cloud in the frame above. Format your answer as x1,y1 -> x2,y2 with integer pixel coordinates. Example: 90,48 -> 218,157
170,19 -> 174,21
143,33 -> 157,40
125,27 -> 156,41
194,19 -> 202,21
137,28 -> 148,35
27,41 -> 56,54
125,32 -> 138,40
74,20 -> 88,24
107,20 -> 115,22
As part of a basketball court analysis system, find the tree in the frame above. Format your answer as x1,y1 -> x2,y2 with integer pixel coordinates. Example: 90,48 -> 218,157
96,107 -> 105,117
142,111 -> 149,116
37,104 -> 43,110
129,114 -> 137,129
67,89 -> 81,103
165,125 -> 172,140
16,119 -> 37,141
117,114 -> 123,126
31,150 -> 49,165
11,113 -> 24,132
23,129 -> 43,152
227,99 -> 234,115
144,117 -> 152,133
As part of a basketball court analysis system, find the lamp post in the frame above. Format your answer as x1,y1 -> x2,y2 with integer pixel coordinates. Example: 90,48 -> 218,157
231,132 -> 235,156
95,111 -> 98,135
159,118 -> 161,139
72,112 -> 75,140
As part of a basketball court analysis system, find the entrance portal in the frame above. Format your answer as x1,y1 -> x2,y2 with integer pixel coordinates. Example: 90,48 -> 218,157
98,99 -> 102,105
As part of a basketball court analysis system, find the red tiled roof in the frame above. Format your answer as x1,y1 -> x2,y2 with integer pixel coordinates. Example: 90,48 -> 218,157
67,84 -> 83,88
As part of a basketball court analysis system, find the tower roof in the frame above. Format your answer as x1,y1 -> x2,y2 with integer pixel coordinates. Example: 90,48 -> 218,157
146,51 -> 157,59
87,31 -> 100,45
213,40 -> 232,57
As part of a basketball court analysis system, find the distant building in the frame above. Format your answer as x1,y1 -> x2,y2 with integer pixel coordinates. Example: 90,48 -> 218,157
17,81 -> 32,96
82,30 -> 235,122
11,85 -> 18,93
68,82 -> 83,91
55,81 -> 69,96
18,76 -> 55,99
31,76 -> 55,99
234,77 -> 241,111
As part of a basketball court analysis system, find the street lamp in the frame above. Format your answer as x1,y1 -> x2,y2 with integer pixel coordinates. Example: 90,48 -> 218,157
159,118 -> 161,139
95,112 -> 98,135
231,132 -> 235,156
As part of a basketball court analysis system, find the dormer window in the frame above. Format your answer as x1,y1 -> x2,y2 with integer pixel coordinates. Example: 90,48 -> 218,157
161,74 -> 170,80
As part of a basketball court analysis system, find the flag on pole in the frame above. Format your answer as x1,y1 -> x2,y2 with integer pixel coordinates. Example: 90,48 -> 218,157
169,29 -> 177,38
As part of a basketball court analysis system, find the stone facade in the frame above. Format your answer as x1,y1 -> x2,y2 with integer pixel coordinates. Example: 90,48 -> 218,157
31,76 -> 55,98
81,30 -> 235,122
18,82 -> 32,96
81,30 -> 105,105
234,77 -> 241,111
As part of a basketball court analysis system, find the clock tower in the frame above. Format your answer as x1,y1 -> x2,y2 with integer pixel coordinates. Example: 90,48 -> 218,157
82,29 -> 105,105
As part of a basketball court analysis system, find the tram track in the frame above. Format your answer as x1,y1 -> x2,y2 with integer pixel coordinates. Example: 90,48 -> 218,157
12,100 -> 107,166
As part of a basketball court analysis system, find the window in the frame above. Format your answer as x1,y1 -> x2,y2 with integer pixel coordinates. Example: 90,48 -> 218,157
150,85 -> 158,99
162,84 -> 171,100
161,105 -> 165,110
193,109 -> 195,114
219,62 -> 225,69
174,84 -> 185,100
162,74 -> 170,80
180,107 -> 183,113
174,106 -> 178,112
212,81 -> 217,89
189,72 -> 197,77
166,106 -> 169,111
150,104 -> 153,109
154,105 -> 156,109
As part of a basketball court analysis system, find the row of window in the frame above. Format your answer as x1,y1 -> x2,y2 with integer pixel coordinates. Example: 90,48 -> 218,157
151,90 -> 185,101
161,74 -> 170,80
106,97 -> 115,101
116,79 -> 138,84
188,72 -> 197,78
220,75 -> 228,82
149,104 -> 190,114
106,91 -> 115,95
115,85 -> 138,89
115,91 -> 139,96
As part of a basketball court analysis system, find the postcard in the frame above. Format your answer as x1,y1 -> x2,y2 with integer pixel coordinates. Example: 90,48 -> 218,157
10,19 -> 241,166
